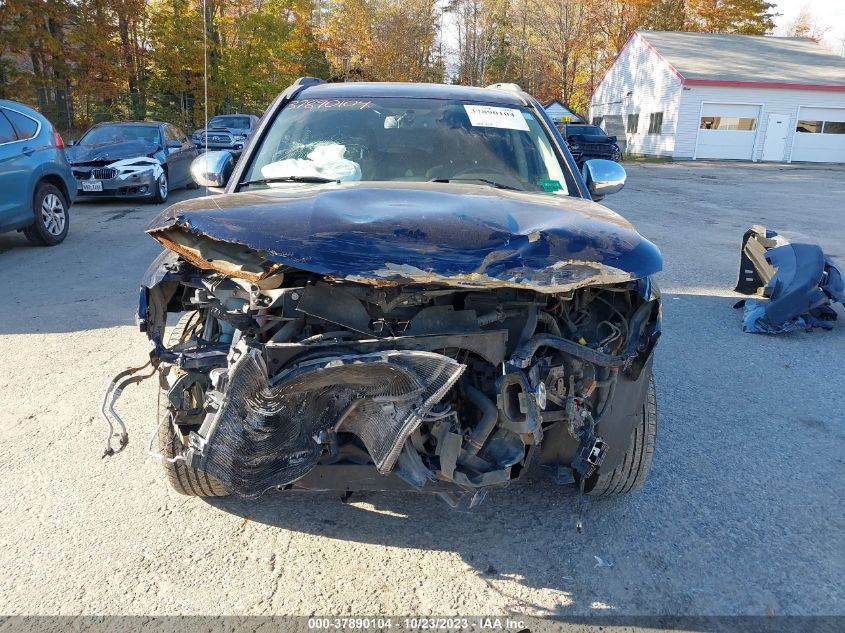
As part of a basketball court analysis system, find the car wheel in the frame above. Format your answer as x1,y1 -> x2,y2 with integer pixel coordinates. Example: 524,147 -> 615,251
157,311 -> 229,497
587,373 -> 656,496
152,171 -> 169,204
23,183 -> 69,246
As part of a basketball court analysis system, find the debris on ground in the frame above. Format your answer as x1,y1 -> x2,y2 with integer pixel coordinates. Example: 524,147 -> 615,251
734,225 -> 844,334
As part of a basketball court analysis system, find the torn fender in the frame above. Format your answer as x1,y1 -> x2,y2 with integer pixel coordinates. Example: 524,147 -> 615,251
146,181 -> 662,291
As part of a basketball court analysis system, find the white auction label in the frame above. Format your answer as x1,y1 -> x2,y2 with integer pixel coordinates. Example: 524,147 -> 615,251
464,105 -> 529,131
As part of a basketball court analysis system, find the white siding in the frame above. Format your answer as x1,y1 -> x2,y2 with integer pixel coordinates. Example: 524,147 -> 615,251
676,85 -> 845,161
544,102 -> 583,122
590,33 -> 683,156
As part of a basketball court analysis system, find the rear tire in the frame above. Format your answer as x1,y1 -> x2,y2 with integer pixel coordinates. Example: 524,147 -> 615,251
157,311 -> 228,497
23,183 -> 69,246
587,374 -> 656,496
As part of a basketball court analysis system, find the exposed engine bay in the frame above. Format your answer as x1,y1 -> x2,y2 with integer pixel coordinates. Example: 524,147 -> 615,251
139,249 -> 660,507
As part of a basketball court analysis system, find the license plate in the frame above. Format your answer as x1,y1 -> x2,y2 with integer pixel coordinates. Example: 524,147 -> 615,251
82,181 -> 103,192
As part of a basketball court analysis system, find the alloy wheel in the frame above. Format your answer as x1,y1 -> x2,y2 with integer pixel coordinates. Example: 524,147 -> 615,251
41,193 -> 66,236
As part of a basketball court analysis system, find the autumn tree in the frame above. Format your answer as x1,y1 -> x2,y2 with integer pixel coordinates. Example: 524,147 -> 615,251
322,0 -> 442,82
0,0 -> 76,127
785,5 -> 829,42
686,0 -> 777,34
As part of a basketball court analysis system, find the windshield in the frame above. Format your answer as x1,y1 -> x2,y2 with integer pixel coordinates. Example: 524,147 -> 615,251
80,124 -> 161,146
566,125 -> 605,136
242,97 -> 572,195
208,116 -> 251,129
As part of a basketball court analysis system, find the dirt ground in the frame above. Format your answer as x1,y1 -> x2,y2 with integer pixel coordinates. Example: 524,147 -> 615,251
1,162 -> 843,620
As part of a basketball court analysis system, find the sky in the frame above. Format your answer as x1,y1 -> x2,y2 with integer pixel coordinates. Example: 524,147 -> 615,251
771,0 -> 845,54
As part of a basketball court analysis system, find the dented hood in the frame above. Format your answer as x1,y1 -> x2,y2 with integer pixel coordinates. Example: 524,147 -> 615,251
66,140 -> 160,164
146,182 -> 662,291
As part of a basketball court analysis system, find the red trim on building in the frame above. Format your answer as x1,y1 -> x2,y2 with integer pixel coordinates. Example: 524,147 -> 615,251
636,34 -> 686,82
590,32 -> 686,104
683,79 -> 845,92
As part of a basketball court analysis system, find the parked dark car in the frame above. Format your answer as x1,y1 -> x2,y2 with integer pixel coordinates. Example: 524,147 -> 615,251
133,79 -> 662,510
191,114 -> 259,155
67,121 -> 197,203
560,123 -> 621,166
0,99 -> 76,246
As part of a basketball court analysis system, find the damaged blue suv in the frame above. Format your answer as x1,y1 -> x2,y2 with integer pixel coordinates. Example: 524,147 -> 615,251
133,79 -> 663,509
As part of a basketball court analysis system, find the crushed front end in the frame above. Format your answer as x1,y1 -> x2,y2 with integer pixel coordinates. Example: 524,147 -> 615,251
138,185 -> 662,506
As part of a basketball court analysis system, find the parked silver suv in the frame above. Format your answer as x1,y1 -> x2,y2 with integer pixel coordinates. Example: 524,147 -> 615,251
192,114 -> 259,155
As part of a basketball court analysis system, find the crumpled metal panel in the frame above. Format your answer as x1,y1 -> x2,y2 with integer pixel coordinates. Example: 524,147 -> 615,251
147,182 -> 662,292
190,347 -> 464,497
335,351 -> 465,473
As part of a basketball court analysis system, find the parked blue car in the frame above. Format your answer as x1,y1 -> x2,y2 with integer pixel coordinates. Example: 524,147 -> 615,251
0,100 -> 76,246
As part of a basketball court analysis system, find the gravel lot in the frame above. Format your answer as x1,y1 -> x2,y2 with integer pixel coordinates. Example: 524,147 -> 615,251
1,162 -> 843,621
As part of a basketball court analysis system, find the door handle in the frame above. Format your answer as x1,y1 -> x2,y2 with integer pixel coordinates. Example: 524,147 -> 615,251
21,146 -> 33,155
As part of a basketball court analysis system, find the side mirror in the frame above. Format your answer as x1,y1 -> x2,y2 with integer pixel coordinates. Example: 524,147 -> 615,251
582,159 -> 626,201
167,139 -> 182,150
190,150 -> 234,189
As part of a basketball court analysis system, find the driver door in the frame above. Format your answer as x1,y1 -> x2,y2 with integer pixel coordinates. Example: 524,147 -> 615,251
164,125 -> 191,187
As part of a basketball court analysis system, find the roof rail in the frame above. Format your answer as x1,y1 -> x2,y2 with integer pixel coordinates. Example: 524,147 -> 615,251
485,82 -> 524,94
294,77 -> 326,87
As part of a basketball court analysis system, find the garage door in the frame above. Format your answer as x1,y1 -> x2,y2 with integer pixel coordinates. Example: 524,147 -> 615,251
695,103 -> 760,160
791,107 -> 845,163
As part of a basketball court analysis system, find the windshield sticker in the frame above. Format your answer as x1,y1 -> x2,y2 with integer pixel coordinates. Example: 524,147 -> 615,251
464,105 -> 529,131
287,99 -> 372,110
539,179 -> 562,192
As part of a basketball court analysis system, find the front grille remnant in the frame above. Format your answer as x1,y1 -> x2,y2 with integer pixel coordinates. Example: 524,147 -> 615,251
190,348 -> 465,497
92,168 -> 118,179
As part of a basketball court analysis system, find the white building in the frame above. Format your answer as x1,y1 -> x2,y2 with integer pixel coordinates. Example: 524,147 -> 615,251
543,100 -> 583,124
589,30 -> 845,163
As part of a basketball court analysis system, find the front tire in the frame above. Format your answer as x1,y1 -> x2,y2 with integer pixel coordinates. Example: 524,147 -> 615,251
587,374 -> 656,496
152,170 -> 168,204
157,311 -> 228,497
23,183 -> 69,246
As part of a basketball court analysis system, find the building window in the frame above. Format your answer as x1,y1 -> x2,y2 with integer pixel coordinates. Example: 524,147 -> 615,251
798,120 -> 845,134
626,113 -> 639,134
591,116 -> 603,127
699,116 -> 756,131
796,120 -> 822,133
648,112 -> 663,134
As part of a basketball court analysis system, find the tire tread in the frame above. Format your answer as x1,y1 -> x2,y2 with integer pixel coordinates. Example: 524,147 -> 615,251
588,375 -> 656,497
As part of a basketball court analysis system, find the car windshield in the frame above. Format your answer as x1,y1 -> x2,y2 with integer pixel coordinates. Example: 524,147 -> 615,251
242,97 -> 571,195
566,125 -> 605,136
208,116 -> 251,129
80,124 -> 161,146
